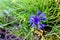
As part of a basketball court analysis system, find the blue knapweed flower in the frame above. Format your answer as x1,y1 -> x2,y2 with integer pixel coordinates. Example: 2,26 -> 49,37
29,10 -> 46,30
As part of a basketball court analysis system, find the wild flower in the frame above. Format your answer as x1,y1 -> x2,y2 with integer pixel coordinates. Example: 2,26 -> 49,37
29,10 -> 46,30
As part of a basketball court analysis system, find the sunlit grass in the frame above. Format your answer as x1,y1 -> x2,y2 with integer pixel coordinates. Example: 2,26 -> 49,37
0,0 -> 60,40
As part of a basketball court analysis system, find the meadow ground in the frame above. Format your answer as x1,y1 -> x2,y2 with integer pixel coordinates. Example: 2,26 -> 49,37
0,0 -> 60,40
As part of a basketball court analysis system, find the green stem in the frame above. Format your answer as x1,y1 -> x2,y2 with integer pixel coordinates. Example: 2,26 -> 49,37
1,19 -> 18,27
24,28 -> 34,40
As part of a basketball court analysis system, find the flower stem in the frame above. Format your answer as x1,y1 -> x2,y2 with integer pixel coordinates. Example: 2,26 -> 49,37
24,28 -> 34,40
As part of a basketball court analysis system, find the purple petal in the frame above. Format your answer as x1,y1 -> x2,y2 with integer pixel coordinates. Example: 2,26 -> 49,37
40,13 -> 45,17
37,22 -> 42,30
38,24 -> 42,30
29,14 -> 35,24
39,13 -> 46,20
36,10 -> 41,15
29,14 -> 35,21
34,16 -> 40,24
31,23 -> 35,28
40,17 -> 46,20
29,20 -> 33,24
41,24 -> 46,28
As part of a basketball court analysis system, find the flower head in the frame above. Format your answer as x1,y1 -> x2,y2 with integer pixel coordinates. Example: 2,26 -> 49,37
29,10 -> 46,30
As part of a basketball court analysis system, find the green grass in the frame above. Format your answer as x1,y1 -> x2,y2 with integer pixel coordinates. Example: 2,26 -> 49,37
0,0 -> 60,40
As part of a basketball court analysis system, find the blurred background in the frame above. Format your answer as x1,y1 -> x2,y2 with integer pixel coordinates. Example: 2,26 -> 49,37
0,0 -> 60,40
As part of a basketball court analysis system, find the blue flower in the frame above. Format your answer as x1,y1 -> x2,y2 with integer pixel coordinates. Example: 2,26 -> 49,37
29,10 -> 46,30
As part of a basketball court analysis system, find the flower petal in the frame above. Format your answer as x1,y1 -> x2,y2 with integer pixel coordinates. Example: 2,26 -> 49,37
40,17 -> 46,20
41,24 -> 46,28
38,24 -> 42,30
40,13 -> 45,17
39,13 -> 46,20
29,14 -> 35,23
34,16 -> 40,24
36,10 -> 41,15
30,23 -> 35,28
29,19 -> 33,24
37,22 -> 42,30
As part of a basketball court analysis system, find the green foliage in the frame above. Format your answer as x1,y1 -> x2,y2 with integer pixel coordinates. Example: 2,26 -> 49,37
0,0 -> 60,40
